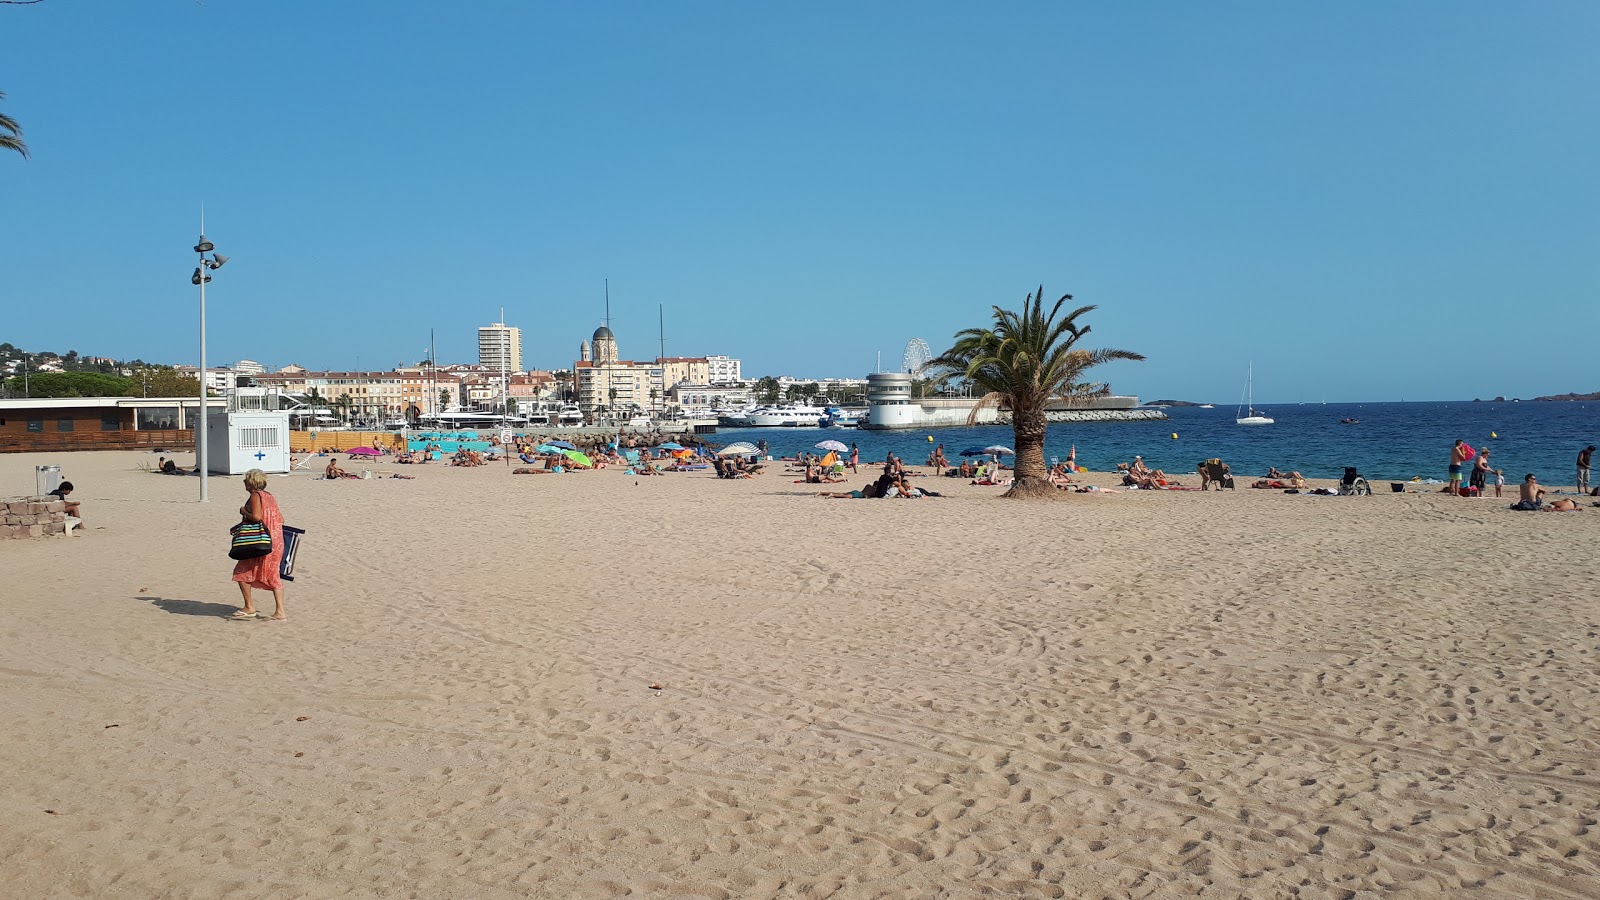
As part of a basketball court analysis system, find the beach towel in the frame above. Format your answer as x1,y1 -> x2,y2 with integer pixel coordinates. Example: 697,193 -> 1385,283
1509,499 -> 1542,511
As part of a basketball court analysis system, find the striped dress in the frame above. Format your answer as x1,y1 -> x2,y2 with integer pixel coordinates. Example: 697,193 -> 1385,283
231,489 -> 284,590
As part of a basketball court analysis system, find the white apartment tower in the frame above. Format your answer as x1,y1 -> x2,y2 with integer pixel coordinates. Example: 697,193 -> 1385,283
478,322 -> 523,372
706,355 -> 742,384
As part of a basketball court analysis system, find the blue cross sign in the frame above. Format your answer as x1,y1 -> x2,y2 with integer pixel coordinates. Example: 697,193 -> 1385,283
254,451 -> 267,460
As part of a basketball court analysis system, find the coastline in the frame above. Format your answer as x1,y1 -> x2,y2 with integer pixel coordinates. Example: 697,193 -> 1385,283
2,450 -> 1597,896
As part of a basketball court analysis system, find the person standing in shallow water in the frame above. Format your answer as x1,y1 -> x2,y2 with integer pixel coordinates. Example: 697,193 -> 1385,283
231,469 -> 287,621
1578,445 -> 1594,495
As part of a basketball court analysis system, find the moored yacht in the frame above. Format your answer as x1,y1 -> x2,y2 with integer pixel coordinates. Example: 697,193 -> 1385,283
748,403 -> 827,427
717,406 -> 756,427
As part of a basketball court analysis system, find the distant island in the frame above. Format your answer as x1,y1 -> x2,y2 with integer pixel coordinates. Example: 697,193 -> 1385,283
1532,392 -> 1600,402
1143,400 -> 1209,407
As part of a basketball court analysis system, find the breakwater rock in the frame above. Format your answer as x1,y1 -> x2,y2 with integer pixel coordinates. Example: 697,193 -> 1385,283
996,409 -> 1170,424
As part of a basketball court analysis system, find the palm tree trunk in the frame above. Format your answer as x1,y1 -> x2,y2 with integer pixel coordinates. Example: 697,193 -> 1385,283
1004,407 -> 1056,499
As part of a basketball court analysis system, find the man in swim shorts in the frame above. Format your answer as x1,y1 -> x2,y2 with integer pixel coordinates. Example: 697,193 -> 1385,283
1511,473 -> 1545,510
1448,439 -> 1468,493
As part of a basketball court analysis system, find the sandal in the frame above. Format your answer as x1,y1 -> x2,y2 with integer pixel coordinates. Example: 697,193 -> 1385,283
229,610 -> 259,620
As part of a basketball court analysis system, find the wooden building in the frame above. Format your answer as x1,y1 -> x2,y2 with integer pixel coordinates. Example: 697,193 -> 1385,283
0,397 -> 226,453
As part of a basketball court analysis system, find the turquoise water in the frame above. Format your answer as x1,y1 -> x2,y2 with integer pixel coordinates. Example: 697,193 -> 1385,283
716,401 -> 1600,482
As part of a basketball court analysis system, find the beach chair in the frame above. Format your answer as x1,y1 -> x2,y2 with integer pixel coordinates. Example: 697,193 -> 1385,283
1338,467 -> 1372,496
1199,459 -> 1235,491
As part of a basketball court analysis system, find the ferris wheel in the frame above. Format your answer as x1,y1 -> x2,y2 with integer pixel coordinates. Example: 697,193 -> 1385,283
902,338 -> 933,376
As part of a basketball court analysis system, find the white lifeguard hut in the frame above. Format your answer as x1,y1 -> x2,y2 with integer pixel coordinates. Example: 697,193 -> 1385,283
205,388 -> 292,474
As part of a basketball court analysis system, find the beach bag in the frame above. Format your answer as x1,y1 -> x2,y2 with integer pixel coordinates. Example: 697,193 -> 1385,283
279,526 -> 305,581
228,521 -> 273,560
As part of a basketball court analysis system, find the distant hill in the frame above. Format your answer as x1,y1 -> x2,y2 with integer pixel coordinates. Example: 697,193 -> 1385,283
1143,399 -> 1207,407
1533,392 -> 1600,402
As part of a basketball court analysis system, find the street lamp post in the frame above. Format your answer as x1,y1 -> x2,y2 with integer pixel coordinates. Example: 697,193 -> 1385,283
192,231 -> 228,502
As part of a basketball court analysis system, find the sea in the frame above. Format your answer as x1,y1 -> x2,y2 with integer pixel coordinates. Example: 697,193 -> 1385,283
715,401 -> 1600,483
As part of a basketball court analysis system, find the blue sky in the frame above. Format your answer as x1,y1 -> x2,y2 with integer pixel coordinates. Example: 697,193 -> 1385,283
3,2 -> 1596,402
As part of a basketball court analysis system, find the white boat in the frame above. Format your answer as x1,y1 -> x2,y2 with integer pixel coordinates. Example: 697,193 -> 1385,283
422,406 -> 525,429
716,406 -> 756,427
748,403 -> 828,427
1236,363 -> 1274,426
557,404 -> 585,427
1198,404 -> 1214,409
822,406 -> 865,427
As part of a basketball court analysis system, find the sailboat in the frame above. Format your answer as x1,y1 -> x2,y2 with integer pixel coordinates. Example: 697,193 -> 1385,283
1236,363 -> 1274,426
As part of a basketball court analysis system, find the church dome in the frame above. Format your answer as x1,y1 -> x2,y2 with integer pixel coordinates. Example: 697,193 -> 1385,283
593,325 -> 615,342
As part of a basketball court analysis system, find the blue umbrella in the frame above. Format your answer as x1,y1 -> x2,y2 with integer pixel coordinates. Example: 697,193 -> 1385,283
958,446 -> 991,457
548,440 -> 578,450
656,441 -> 686,451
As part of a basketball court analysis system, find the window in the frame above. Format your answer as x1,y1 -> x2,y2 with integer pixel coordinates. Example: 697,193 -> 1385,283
102,413 -> 121,432
137,407 -> 180,431
238,427 -> 280,449
57,418 -> 74,432
27,419 -> 43,433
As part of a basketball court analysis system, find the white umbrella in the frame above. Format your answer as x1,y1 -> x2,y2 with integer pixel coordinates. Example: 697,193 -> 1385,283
718,441 -> 759,456
983,445 -> 1014,455
814,440 -> 850,453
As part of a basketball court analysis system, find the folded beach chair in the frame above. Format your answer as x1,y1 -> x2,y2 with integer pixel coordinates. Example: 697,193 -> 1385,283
1200,459 -> 1235,490
1337,467 -> 1372,496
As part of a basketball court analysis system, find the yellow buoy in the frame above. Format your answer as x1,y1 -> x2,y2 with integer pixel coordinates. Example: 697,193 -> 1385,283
927,435 -> 934,442
1491,431 -> 1498,438
1171,432 -> 1179,440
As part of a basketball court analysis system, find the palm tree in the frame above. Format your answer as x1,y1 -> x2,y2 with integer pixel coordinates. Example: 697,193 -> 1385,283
930,287 -> 1144,499
0,90 -> 28,160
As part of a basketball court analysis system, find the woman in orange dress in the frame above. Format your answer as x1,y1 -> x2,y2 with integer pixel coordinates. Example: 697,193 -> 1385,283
231,469 -> 287,620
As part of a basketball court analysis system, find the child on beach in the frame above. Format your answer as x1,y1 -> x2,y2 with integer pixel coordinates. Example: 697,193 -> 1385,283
1494,469 -> 1504,498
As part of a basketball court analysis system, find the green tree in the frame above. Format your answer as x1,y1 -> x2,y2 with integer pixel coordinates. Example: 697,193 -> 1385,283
0,90 -> 27,160
755,376 -> 780,404
130,365 -> 201,397
334,394 -> 353,423
438,388 -> 451,410
930,287 -> 1144,499
3,371 -> 134,398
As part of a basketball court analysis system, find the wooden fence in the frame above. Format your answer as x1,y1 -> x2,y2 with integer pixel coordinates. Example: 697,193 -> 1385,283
0,430 -> 193,454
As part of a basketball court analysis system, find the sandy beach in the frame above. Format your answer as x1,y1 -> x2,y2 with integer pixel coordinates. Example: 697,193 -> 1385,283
2,449 -> 1598,898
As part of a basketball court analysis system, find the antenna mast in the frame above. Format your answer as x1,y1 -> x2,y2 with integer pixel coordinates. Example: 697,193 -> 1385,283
658,304 -> 665,360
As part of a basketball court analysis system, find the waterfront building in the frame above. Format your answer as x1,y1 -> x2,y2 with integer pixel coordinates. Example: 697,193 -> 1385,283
669,382 -> 753,409
706,355 -> 742,384
573,325 -> 715,417
477,322 -> 523,372
254,370 -> 404,424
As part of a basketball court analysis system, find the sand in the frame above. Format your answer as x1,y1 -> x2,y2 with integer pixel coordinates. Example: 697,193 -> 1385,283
2,449 -> 1597,898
